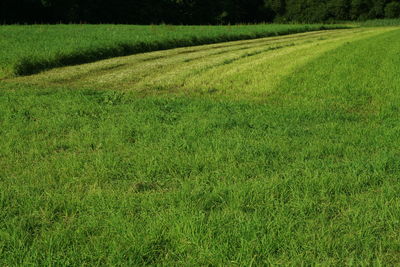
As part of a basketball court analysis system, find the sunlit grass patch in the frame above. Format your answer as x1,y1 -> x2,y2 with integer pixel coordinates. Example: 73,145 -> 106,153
0,24 -> 346,79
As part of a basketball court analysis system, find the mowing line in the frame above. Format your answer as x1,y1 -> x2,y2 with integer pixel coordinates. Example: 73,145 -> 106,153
8,28 -> 395,99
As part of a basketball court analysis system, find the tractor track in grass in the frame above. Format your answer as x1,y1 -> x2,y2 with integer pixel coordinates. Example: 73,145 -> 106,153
7,27 -> 396,99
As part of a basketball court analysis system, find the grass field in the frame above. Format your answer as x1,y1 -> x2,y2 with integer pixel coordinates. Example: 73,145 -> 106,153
362,18 -> 400,27
11,28 -> 387,99
1,26 -> 400,265
0,24 -> 344,79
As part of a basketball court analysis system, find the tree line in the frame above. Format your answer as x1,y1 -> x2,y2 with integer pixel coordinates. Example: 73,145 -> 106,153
2,0 -> 400,24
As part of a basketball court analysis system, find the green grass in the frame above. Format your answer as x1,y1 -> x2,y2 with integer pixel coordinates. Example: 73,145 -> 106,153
362,19 -> 400,27
12,28 -> 383,98
0,24 -> 346,79
1,27 -> 400,265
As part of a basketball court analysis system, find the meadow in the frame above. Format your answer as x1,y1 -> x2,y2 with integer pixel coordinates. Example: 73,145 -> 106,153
1,25 -> 400,265
0,24 -> 344,79
362,18 -> 400,26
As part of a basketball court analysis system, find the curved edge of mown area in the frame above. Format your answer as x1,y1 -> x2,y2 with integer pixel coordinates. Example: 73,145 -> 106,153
12,27 -> 388,100
0,24 -> 349,79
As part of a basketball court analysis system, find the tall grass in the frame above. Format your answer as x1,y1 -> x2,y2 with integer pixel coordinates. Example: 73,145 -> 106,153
0,24 -> 346,78
1,28 -> 400,265
362,18 -> 400,27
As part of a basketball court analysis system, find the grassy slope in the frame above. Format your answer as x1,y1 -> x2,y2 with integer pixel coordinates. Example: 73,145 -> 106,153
1,27 -> 400,265
0,24 -> 344,79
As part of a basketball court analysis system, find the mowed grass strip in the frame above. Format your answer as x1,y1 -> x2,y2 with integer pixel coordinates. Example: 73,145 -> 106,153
0,23 -> 346,79
1,28 -> 400,265
12,27 -> 392,99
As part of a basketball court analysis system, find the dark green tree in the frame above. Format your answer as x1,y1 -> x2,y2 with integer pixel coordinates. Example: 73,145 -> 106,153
385,1 -> 400,18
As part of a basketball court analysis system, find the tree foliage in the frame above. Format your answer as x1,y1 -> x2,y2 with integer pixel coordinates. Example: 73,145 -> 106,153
385,1 -> 400,18
1,0 -> 400,24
